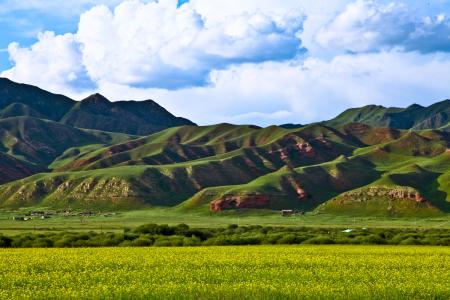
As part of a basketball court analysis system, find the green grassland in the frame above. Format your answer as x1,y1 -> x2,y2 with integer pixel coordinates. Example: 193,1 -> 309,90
1,208 -> 450,236
0,245 -> 449,299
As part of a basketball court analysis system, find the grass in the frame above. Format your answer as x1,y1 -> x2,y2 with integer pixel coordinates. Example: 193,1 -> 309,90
1,208 -> 450,235
0,245 -> 448,299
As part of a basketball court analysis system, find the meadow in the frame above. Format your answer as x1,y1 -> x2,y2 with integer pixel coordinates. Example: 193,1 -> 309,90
0,245 -> 449,299
2,208 -> 450,235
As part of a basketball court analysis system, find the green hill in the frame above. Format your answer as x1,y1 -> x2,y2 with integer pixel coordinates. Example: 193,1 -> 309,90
179,156 -> 379,212
1,120 -> 448,215
325,100 -> 450,130
0,116 -> 133,167
53,123 -> 357,172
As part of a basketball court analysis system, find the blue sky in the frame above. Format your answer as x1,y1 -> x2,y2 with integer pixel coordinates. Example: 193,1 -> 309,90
1,0 -> 450,126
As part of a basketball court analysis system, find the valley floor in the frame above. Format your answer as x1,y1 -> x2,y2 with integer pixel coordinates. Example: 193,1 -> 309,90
0,245 -> 448,299
1,208 -> 450,235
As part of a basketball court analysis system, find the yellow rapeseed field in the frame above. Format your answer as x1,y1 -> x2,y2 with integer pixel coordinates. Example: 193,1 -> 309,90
0,245 -> 449,299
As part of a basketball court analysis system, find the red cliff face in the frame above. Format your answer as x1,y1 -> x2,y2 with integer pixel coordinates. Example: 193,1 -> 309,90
210,194 -> 270,212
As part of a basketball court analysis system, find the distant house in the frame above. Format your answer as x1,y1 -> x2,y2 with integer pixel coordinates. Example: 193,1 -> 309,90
30,211 -> 45,216
79,212 -> 96,217
281,210 -> 294,217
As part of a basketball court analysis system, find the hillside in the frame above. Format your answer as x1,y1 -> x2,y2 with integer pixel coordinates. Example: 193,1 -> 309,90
325,100 -> 450,130
0,120 -> 448,215
0,152 -> 45,184
0,116 -> 133,166
60,94 -> 195,135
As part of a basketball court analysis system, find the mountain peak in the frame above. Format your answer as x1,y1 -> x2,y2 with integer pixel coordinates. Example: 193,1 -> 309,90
407,103 -> 424,110
82,93 -> 110,104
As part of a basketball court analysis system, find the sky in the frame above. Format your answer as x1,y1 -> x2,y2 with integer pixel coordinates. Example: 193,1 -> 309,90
0,0 -> 450,126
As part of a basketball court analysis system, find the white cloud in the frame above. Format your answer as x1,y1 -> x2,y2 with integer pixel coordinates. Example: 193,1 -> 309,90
1,0 -> 450,127
94,51 -> 450,126
316,0 -> 450,53
0,31 -> 93,94
76,0 -> 305,89
1,0 -> 305,91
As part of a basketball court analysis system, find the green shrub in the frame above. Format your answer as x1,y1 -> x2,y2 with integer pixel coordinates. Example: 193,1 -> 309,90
303,236 -> 335,245
130,237 -> 153,247
0,236 -> 12,248
400,238 -> 422,245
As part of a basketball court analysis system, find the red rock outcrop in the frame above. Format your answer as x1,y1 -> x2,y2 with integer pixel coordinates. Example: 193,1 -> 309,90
210,194 -> 270,212
269,141 -> 316,161
296,187 -> 308,200
314,134 -> 333,149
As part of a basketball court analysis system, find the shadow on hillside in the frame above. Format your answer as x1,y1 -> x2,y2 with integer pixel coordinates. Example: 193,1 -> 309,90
390,172 -> 450,213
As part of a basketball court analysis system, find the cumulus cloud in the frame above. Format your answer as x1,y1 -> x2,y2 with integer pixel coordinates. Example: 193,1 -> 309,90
77,0 -> 305,89
316,0 -> 450,53
1,0 -> 450,126
1,31 -> 94,94
2,0 -> 305,91
95,51 -> 450,126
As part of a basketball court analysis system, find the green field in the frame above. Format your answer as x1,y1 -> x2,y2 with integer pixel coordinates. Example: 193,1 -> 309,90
2,209 -> 450,235
0,245 -> 448,299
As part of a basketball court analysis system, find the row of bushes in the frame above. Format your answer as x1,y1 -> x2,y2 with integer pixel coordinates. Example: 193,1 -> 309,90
1,224 -> 449,248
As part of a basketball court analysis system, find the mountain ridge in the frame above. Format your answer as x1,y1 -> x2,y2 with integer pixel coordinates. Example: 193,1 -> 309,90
324,99 -> 450,130
0,78 -> 195,135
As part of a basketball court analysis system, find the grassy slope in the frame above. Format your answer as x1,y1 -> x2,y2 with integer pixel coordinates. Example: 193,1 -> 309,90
316,151 -> 450,216
325,99 -> 450,130
0,123 -> 371,209
179,156 -> 379,211
53,123 -> 359,172
0,121 -> 448,216
0,116 -> 135,186
0,116 -> 133,167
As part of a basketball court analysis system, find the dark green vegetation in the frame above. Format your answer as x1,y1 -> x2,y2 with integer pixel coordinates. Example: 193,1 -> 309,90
1,223 -> 449,248
0,78 -> 449,217
325,100 -> 450,130
0,78 -> 194,135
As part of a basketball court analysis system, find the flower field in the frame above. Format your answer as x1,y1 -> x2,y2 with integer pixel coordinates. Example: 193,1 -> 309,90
0,245 -> 449,299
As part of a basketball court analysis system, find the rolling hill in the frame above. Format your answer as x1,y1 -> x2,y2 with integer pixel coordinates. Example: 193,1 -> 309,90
325,100 -> 450,130
0,78 -> 448,216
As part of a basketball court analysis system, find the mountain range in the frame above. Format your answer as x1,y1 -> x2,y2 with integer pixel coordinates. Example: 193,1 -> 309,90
0,77 -> 449,216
